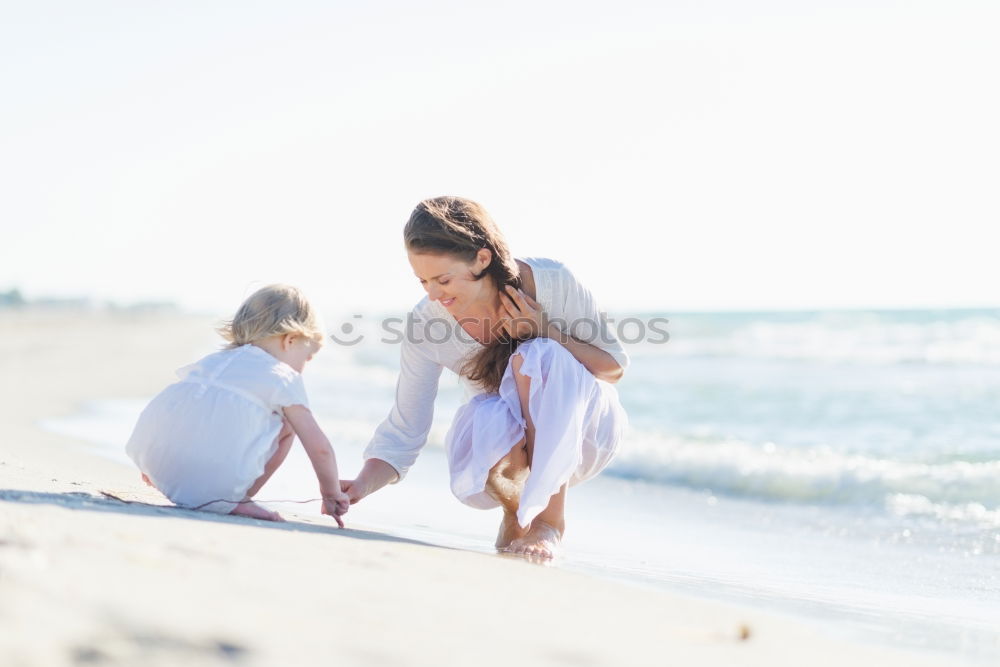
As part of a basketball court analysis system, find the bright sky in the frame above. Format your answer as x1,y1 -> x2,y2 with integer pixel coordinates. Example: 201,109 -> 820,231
2,0 -> 997,314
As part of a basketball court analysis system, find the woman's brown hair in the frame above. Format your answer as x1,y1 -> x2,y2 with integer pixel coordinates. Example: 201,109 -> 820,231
404,196 -> 521,393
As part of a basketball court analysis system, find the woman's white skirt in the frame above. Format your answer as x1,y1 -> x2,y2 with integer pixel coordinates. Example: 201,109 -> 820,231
444,338 -> 627,528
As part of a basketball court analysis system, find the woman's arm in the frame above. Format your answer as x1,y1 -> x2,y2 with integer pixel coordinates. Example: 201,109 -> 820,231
341,457 -> 399,504
543,321 -> 624,383
501,285 -> 625,384
353,321 -> 444,502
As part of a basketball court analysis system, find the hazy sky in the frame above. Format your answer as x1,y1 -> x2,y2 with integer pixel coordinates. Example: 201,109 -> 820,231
2,1 -> 997,314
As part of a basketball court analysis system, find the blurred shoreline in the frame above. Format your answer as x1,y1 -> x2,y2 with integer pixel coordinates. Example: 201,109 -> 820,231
4,286 -> 997,318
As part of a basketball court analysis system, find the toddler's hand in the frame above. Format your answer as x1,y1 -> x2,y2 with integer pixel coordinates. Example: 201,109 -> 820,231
322,492 -> 350,528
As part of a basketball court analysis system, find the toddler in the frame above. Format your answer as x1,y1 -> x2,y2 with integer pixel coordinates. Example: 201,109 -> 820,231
126,284 -> 349,524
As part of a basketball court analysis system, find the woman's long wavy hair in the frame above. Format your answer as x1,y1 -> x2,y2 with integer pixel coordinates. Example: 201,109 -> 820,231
404,196 -> 521,393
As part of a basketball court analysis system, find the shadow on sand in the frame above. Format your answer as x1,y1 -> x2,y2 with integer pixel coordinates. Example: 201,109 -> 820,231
0,487 -> 438,548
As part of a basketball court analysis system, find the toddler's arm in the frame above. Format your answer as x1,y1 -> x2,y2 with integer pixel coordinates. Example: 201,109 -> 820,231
283,405 -> 350,527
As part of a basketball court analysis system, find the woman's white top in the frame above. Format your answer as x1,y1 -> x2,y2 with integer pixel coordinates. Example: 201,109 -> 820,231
364,257 -> 630,492
126,344 -> 309,513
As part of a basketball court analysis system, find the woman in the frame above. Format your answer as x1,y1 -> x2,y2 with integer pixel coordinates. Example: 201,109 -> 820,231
341,196 -> 629,559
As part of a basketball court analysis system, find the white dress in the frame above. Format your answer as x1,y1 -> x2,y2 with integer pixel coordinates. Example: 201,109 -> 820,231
126,344 -> 309,513
364,257 -> 629,528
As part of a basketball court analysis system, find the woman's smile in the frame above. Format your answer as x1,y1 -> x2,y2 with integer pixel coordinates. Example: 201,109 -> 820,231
409,251 -> 490,315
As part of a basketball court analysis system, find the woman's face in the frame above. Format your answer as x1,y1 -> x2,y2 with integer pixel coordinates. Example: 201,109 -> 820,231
408,249 -> 493,317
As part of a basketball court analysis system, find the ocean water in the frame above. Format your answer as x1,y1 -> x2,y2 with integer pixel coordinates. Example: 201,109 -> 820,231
44,308 -> 1000,662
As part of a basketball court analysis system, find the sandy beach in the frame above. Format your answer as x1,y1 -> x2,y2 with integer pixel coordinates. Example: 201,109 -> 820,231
0,310 -> 962,667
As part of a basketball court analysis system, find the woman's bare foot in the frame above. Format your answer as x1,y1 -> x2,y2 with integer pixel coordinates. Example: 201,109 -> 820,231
495,509 -> 528,551
140,473 -> 154,487
505,519 -> 562,560
230,500 -> 284,522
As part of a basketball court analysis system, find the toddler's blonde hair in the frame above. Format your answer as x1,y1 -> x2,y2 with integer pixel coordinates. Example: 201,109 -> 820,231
218,284 -> 325,349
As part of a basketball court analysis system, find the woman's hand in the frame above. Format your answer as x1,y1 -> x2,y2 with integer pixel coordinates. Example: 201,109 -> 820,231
339,478 -> 367,505
337,458 -> 400,507
499,285 -> 624,383
500,285 -> 548,341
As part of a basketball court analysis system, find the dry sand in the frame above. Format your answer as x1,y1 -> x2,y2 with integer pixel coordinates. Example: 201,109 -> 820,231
0,310 -> 958,666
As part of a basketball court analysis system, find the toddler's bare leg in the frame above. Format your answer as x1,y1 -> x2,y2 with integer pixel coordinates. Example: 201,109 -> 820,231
230,420 -> 294,522
245,420 -> 295,497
